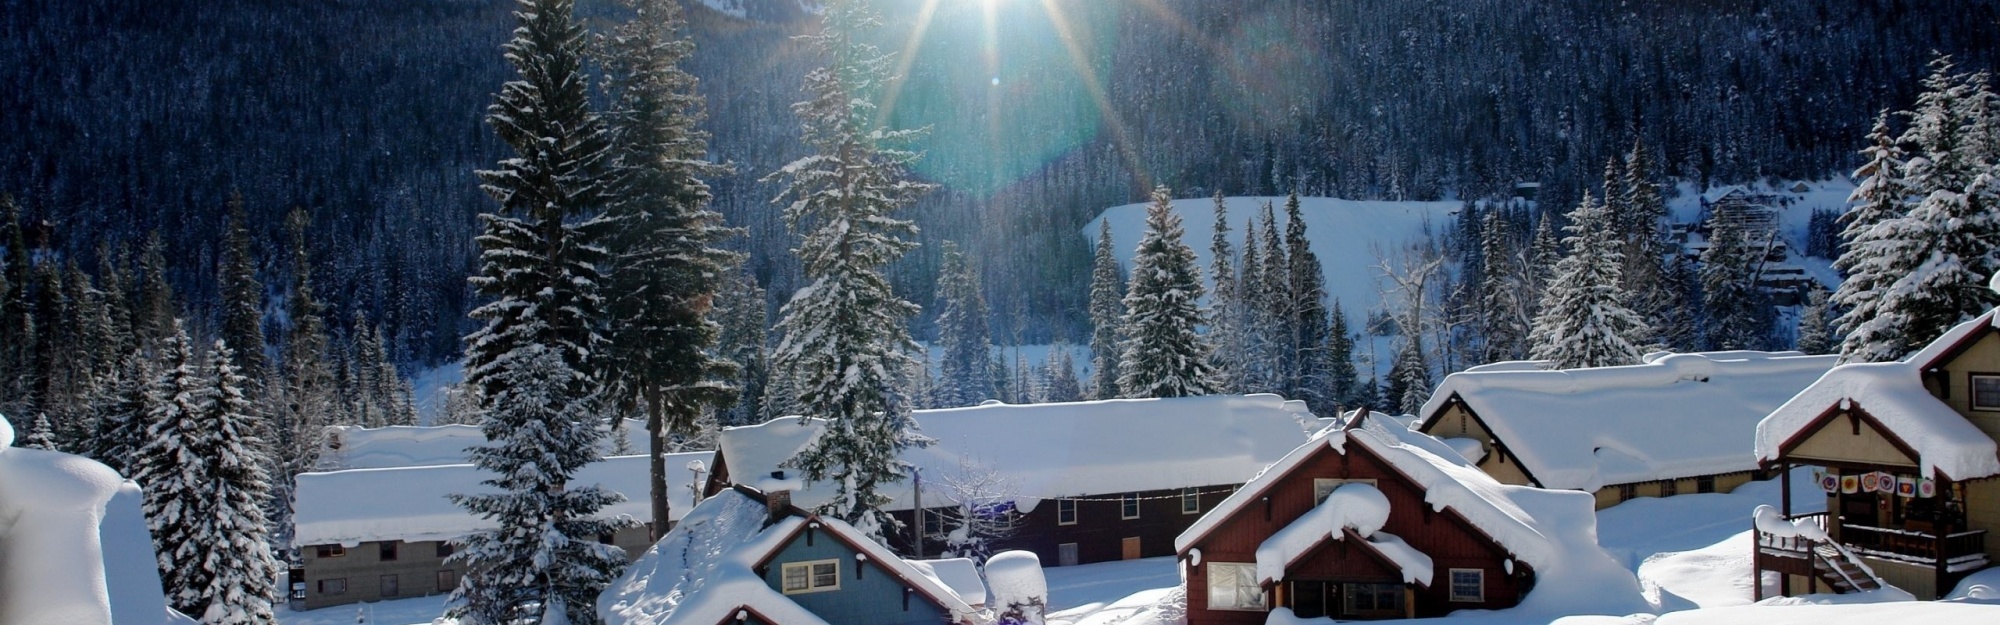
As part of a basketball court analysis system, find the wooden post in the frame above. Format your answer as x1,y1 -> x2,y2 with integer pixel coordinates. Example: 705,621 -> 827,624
1752,524 -> 1763,602
1781,462 -> 1792,518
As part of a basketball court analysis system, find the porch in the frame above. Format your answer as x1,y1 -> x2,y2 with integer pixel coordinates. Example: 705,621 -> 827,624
1753,462 -> 1990,600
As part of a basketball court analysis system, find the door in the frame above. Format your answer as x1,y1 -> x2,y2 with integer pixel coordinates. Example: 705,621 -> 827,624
1290,580 -> 1333,619
1058,543 -> 1079,567
1121,537 -> 1141,560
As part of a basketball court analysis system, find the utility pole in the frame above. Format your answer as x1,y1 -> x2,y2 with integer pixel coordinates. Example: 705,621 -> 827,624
911,467 -> 924,559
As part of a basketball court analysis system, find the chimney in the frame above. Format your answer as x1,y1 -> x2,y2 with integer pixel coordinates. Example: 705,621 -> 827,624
767,470 -> 791,523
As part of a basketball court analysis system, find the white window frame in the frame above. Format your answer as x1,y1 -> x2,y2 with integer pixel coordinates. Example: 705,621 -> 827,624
1312,478 -> 1378,504
1058,499 -> 1078,525
1181,487 -> 1200,514
1120,493 -> 1141,520
1972,374 -> 2000,411
1205,562 -> 1268,611
1449,568 -> 1485,602
780,559 -> 842,595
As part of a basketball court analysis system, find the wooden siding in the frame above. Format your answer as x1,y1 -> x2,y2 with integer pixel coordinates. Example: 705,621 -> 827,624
1590,471 -> 1758,509
296,525 -> 653,612
1785,410 -> 1921,469
757,526 -> 954,625
880,484 -> 1239,567
1422,403 -> 1534,487
1182,441 -> 1532,623
1926,330 -> 2000,447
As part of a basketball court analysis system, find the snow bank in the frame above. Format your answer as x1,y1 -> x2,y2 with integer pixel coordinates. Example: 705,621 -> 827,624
1946,566 -> 2000,602
1254,483 -> 1392,584
292,451 -> 707,547
720,395 -> 1326,513
986,550 -> 1049,623
908,558 -> 987,607
0,413 -> 184,625
1417,351 -> 1838,491
321,418 -> 650,469
1756,313 -> 2000,481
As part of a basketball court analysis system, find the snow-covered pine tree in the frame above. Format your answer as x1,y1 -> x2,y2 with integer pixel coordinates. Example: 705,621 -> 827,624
218,192 -> 267,385
1700,204 -> 1776,351
1236,214 -> 1272,393
1797,284 -> 1837,355
1527,192 -> 1646,369
1834,111 -> 1915,362
1393,335 -> 1431,416
17,412 -> 57,450
452,0 -> 624,620
447,344 -> 632,625
1043,346 -> 1083,403
1324,300 -> 1360,408
195,341 -> 280,625
934,241 -> 995,407
1206,191 -> 1243,393
713,268 -> 768,427
764,0 -> 936,538
598,0 -> 741,534
135,232 -> 176,346
1478,210 -> 1528,362
271,207 -> 333,544
1086,219 -> 1125,399
1117,186 -> 1216,398
132,321 -> 213,616
1620,140 -> 1674,346
1283,192 -> 1332,411
1254,201 -> 1291,391
1526,213 -> 1561,305
88,351 -> 154,476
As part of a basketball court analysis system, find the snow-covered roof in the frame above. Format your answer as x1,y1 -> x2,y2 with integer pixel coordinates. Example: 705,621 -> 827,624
1756,315 -> 2000,480
597,489 -> 979,625
907,558 -> 986,607
320,419 -> 650,470
1254,482 -> 1433,586
1175,415 -> 1647,616
718,395 -> 1328,513
291,452 -> 709,547
1416,351 -> 1840,491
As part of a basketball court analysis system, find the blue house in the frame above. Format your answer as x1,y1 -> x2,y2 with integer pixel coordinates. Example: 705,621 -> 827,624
599,485 -> 986,625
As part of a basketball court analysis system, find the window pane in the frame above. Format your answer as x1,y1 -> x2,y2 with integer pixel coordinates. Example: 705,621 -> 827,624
1976,377 -> 2000,409
1206,563 -> 1264,610
812,562 -> 838,588
1451,569 -> 1482,601
782,565 -> 809,591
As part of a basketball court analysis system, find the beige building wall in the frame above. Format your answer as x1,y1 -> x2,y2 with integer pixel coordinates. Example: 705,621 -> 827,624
1423,404 -> 1534,487
1591,471 -> 1758,510
1928,332 -> 2000,447
1860,556 -> 1939,600
298,525 -> 655,611
1966,477 -> 2000,564
1785,412 -> 1920,469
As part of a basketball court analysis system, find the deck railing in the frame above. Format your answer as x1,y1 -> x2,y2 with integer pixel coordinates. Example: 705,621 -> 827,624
1839,522 -> 1987,568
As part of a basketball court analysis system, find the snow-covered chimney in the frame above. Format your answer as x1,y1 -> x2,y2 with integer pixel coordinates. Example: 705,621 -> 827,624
767,471 -> 791,523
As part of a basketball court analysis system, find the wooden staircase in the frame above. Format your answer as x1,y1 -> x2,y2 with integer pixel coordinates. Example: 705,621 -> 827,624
1810,543 -> 1882,593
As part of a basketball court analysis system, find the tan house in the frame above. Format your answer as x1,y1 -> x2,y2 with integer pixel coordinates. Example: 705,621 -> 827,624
289,452 -> 707,611
1416,351 -> 1839,509
1752,313 -> 2000,600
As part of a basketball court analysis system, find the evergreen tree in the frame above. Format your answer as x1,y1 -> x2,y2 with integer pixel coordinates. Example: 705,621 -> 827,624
1620,140 -> 1674,345
218,192 -> 268,384
599,0 -> 741,534
1205,191 -> 1243,393
1282,192 -> 1332,411
1700,211 -> 1776,350
713,268 -> 768,428
1528,192 -> 1646,369
273,207 -> 334,542
133,321 -> 213,616
452,0 -> 623,621
1478,210 -> 1528,361
1043,346 -> 1083,403
934,241 -> 994,407
1086,219 -> 1125,399
448,344 -> 633,625
1393,335 -> 1431,416
195,341 -> 280,625
27,258 -> 64,411
1797,284 -> 1837,355
135,232 -> 176,346
1117,186 -> 1216,398
1,195 -> 33,410
17,412 -> 57,450
765,0 -> 937,538
1253,202 -> 1290,390
89,351 -> 156,476
1324,300 -> 1360,408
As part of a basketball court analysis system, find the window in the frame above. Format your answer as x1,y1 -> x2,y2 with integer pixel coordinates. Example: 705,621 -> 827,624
1449,569 -> 1484,602
315,544 -> 344,558
922,508 -> 943,535
1058,543 -> 1079,567
780,559 -> 841,594
317,578 -> 346,596
435,542 -> 454,558
1120,493 -> 1141,519
1058,499 -> 1078,525
380,574 -> 399,597
1205,562 -> 1267,611
1973,375 -> 2000,410
379,541 -> 398,561
598,532 -> 616,545
1697,475 -> 1716,494
1313,478 -> 1378,504
1618,483 -> 1637,502
1661,479 -> 1678,497
436,570 -> 458,593
1182,487 -> 1201,514
1343,582 -> 1404,615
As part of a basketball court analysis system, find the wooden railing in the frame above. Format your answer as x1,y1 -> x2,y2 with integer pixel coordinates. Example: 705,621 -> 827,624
1840,523 -> 1987,566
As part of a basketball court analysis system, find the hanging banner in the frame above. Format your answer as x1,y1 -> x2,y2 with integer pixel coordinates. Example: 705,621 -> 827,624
1819,472 -> 1840,494
1896,475 -> 1916,498
1841,474 -> 1860,494
1861,472 -> 1880,493
1919,478 -> 1938,499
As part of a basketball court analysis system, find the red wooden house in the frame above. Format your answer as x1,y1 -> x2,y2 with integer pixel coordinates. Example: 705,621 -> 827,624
1175,414 -> 1599,622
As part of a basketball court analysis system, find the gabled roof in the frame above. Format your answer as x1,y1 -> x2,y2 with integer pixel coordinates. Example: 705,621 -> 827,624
718,395 -> 1328,513
1757,314 -> 2000,481
598,487 -> 979,625
1415,351 -> 1839,491
292,452 -> 707,547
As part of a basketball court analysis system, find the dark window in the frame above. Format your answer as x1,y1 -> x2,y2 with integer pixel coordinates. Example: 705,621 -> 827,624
437,570 -> 457,593
436,542 -> 454,558
1120,494 -> 1140,520
317,578 -> 346,595
923,508 -> 943,535
1343,582 -> 1403,616
1058,543 -> 1079,567
1618,484 -> 1636,502
1182,487 -> 1200,514
380,574 -> 399,597
379,541 -> 398,561
316,545 -> 344,558
1973,375 -> 2000,410
598,532 -> 616,545
1058,499 -> 1077,525
1661,479 -> 1678,497
1697,475 -> 1716,494
1449,569 -> 1484,602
